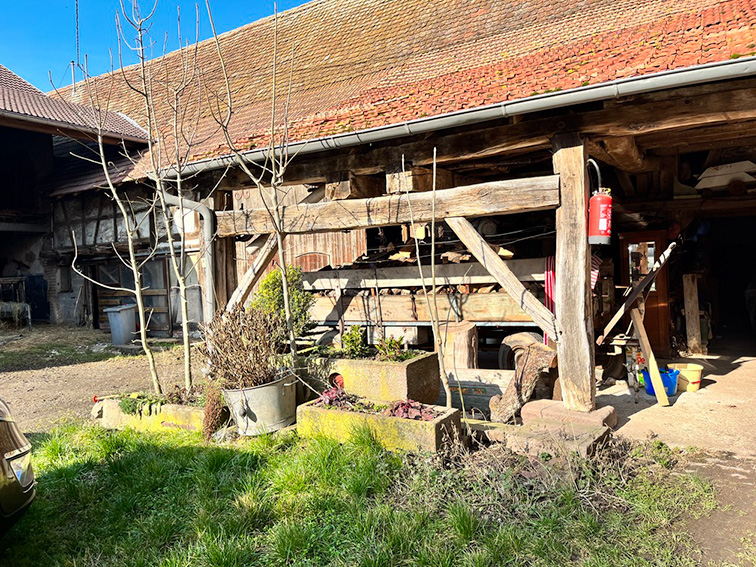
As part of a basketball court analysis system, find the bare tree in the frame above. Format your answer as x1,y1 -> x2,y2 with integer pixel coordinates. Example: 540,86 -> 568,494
62,63 -> 163,394
206,0 -> 300,361
115,0 -> 210,391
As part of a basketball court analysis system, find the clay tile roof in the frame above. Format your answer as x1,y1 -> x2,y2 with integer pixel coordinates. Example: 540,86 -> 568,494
53,0 -> 756,165
0,64 -> 148,142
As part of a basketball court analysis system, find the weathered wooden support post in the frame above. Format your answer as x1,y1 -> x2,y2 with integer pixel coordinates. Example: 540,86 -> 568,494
683,274 -> 703,354
551,134 -> 596,412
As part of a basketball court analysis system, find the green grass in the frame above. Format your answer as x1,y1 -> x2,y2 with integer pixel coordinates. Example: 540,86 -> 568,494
0,423 -> 715,566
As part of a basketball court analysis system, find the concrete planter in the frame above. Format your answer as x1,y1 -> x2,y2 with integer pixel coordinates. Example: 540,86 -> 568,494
92,399 -> 206,433
296,399 -> 461,452
319,351 -> 440,404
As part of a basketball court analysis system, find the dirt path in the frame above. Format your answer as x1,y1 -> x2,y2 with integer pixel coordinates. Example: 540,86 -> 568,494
684,454 -> 756,566
0,325 -> 189,433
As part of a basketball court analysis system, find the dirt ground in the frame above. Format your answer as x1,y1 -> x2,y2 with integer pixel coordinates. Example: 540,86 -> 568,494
0,325 -> 190,433
597,334 -> 756,566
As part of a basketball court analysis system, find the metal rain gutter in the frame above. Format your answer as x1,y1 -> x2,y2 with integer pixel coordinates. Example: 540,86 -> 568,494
170,56 -> 756,178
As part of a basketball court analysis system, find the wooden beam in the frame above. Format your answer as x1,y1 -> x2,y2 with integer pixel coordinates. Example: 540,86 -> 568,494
216,85 -> 756,187
386,166 -> 455,194
602,136 -> 659,172
446,216 -> 559,339
683,274 -> 703,354
302,258 -> 546,290
596,241 -> 676,345
551,134 -> 595,412
216,175 -> 560,237
225,235 -> 279,311
630,308 -> 670,406
326,172 -> 384,200
310,292 -> 532,325
615,196 -> 756,217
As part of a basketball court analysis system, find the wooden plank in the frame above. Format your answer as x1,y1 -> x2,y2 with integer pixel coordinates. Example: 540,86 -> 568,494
226,235 -> 279,311
216,175 -> 560,237
302,258 -> 546,290
310,293 -> 532,325
596,241 -> 676,345
552,134 -> 595,412
683,274 -> 703,354
630,308 -> 670,406
615,197 -> 756,217
446,216 -> 558,339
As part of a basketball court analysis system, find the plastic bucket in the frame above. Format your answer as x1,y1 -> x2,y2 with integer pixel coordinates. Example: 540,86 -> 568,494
103,304 -> 137,345
668,363 -> 703,392
641,368 -> 679,397
222,376 -> 297,436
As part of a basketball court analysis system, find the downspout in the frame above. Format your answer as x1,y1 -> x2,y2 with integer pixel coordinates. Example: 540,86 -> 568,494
163,192 -> 215,324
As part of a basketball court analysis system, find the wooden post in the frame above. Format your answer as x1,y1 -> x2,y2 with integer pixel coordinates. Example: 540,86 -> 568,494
439,321 -> 479,371
683,274 -> 703,354
630,308 -> 670,406
551,134 -> 596,412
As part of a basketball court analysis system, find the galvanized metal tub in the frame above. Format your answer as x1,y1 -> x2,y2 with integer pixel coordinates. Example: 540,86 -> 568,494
222,376 -> 297,436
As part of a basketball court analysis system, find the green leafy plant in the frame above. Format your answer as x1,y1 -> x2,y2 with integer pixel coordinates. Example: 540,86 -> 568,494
118,393 -> 163,415
342,325 -> 368,358
253,266 -> 314,344
375,336 -> 405,361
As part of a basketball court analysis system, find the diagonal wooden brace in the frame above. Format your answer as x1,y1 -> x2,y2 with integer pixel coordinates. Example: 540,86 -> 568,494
446,216 -> 560,340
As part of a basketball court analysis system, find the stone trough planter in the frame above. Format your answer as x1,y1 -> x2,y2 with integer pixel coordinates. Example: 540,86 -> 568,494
296,399 -> 461,452
92,398 -> 207,433
318,351 -> 440,404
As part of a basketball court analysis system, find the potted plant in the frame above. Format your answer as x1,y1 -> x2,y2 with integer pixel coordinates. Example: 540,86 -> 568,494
202,304 -> 296,436
310,326 -> 441,404
297,387 -> 460,452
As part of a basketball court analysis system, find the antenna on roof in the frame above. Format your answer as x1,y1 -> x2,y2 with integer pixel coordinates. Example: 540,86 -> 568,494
73,0 -> 80,92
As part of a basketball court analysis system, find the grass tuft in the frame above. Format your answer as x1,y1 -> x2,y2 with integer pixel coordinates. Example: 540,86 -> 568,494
0,424 -> 718,566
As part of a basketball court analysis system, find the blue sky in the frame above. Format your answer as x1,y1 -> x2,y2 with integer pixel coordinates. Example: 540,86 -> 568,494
0,0 -> 309,92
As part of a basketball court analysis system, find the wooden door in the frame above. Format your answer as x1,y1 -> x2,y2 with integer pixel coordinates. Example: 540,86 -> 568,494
95,258 -> 172,337
620,230 -> 670,354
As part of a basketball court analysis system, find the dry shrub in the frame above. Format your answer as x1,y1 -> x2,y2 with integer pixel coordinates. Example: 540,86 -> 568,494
200,304 -> 282,389
202,381 -> 225,441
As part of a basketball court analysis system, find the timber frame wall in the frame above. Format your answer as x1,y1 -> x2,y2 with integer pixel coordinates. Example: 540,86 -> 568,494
212,76 -> 756,413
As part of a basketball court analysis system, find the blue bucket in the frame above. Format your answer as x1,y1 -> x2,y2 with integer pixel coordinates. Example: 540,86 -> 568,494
640,368 -> 679,397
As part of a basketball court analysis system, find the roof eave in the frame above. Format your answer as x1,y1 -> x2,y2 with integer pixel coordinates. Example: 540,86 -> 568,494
170,55 -> 756,178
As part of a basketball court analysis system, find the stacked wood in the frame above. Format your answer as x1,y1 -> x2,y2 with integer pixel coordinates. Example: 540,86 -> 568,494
489,342 -> 557,423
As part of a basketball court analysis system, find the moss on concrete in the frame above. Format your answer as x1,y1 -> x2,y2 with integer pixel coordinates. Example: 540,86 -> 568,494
297,399 -> 460,452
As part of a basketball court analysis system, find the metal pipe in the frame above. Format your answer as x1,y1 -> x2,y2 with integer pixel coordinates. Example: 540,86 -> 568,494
167,56 -> 756,178
162,192 -> 215,324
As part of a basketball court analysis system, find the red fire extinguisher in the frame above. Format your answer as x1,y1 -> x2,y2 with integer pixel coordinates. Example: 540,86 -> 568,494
588,188 -> 612,245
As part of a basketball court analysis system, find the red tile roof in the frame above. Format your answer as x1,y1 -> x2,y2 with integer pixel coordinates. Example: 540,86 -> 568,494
0,64 -> 147,142
55,0 -> 756,166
